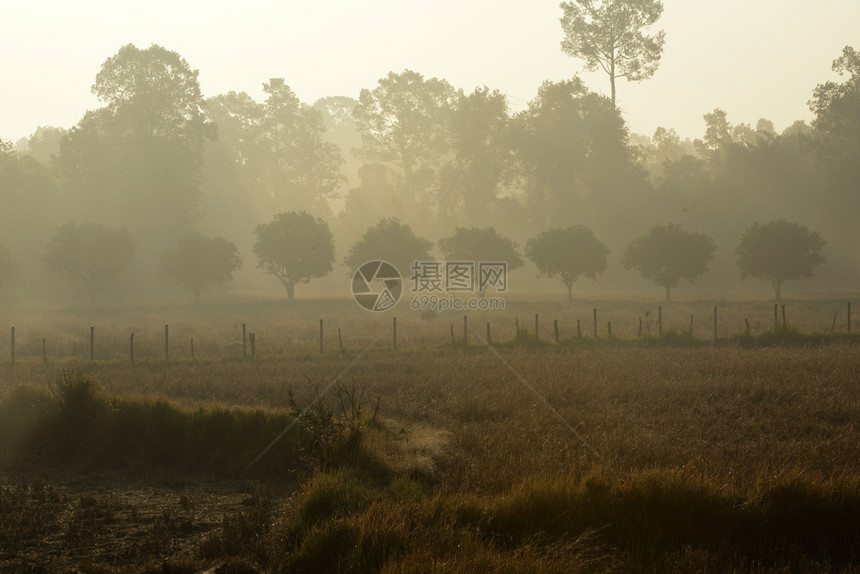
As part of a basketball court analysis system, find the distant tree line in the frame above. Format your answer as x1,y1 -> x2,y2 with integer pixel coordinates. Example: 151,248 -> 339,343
1,37 -> 856,305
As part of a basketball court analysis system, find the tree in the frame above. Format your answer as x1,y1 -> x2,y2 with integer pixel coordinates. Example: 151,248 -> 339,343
43,223 -> 135,307
253,212 -> 334,301
206,81 -> 344,217
439,87 -> 512,226
526,226 -> 610,301
353,70 -> 456,213
160,233 -> 243,303
560,0 -> 665,106
57,44 -> 211,252
735,220 -> 825,302
439,227 -> 524,268
344,218 -> 434,280
509,79 -> 638,228
623,223 -> 715,302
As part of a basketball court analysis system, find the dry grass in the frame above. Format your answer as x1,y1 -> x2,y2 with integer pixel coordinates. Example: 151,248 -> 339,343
0,299 -> 858,571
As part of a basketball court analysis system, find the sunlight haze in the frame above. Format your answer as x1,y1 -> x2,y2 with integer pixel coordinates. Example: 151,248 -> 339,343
2,0 -> 857,142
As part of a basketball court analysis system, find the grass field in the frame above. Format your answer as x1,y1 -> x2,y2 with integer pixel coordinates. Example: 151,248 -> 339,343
0,298 -> 858,571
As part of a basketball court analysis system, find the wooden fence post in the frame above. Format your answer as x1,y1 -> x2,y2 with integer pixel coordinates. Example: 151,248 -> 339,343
42,338 -> 47,365
130,333 -> 134,364
243,323 -> 247,358
319,319 -> 324,354
487,322 -> 492,346
165,324 -> 169,363
191,338 -> 196,362
593,309 -> 597,338
658,306 -> 662,337
774,304 -> 778,329
607,321 -> 612,338
553,319 -> 559,344
450,324 -> 456,349
638,317 -> 643,337
463,315 -> 468,348
90,326 -> 94,362
577,319 -> 581,339
250,333 -> 256,359
10,326 -> 14,367
849,301 -> 852,334
393,317 -> 397,351
534,313 -> 539,340
781,305 -> 787,329
714,307 -> 718,341
338,328 -> 345,354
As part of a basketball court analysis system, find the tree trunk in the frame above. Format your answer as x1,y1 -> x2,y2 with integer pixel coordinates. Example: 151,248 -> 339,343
566,282 -> 573,302
286,282 -> 295,302
610,50 -> 617,107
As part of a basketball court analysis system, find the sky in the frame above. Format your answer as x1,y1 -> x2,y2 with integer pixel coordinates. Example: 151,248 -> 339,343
1,0 -> 858,144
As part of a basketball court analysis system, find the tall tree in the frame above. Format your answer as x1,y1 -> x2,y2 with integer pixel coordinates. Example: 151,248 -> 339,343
253,211 -> 335,301
560,0 -> 665,106
526,226 -> 610,301
809,46 -> 860,279
353,70 -> 456,216
438,227 -> 524,270
622,223 -> 715,302
57,44 -> 211,252
206,81 -> 344,217
43,222 -> 135,307
735,220 -> 825,302
439,87 -> 512,226
510,79 -> 637,229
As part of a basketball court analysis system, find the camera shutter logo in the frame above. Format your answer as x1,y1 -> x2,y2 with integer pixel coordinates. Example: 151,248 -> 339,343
352,261 -> 402,312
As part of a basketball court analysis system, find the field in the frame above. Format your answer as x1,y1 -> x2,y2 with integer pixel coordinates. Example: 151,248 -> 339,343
0,297 -> 858,572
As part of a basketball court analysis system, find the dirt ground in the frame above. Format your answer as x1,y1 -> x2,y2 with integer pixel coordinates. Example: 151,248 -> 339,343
0,462 -> 293,573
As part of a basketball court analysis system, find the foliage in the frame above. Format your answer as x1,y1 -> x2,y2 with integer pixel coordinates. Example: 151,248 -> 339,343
526,225 -> 610,301
510,79 -> 640,228
438,227 -> 524,270
42,222 -> 135,306
560,0 -> 666,105
253,211 -> 335,301
735,219 -> 825,301
353,70 -> 456,211
344,218 -> 434,279
622,223 -> 716,301
159,233 -> 243,303
206,79 -> 344,216
57,43 -> 210,250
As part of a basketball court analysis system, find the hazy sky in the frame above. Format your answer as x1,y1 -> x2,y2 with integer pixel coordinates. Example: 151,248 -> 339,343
1,1 -> 858,143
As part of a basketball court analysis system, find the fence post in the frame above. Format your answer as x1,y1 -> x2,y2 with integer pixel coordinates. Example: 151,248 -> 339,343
689,314 -> 694,336
638,317 -> 643,337
191,338 -> 195,362
849,301 -> 852,334
10,326 -> 14,368
338,328 -> 345,354
774,304 -> 778,329
130,333 -> 134,364
515,318 -> 520,337
319,319 -> 324,354
744,318 -> 750,336
243,323 -> 247,359
577,319 -> 581,339
165,324 -> 169,363
251,333 -> 256,359
782,305 -> 787,329
658,306 -> 662,337
42,338 -> 47,365
553,319 -> 559,344
450,324 -> 456,349
607,321 -> 612,338
714,307 -> 718,341
593,309 -> 597,338
90,326 -> 94,362
463,315 -> 468,348
393,317 -> 397,351
534,313 -> 539,340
